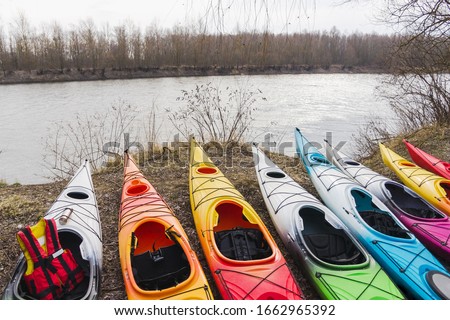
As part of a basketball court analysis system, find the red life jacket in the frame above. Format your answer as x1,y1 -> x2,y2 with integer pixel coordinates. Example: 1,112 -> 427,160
16,218 -> 85,300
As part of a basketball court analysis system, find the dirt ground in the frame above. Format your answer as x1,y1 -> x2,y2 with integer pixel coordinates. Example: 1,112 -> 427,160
0,146 -> 318,300
1,132 -> 449,300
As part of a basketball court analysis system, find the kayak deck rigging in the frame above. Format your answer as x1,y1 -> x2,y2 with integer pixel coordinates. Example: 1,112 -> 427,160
190,176 -> 245,210
215,262 -> 301,300
315,267 -> 405,300
119,193 -> 176,231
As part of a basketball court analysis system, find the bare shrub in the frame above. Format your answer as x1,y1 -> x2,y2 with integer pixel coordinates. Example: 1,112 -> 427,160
166,81 -> 263,144
381,1 -> 450,130
382,73 -> 450,131
44,99 -> 160,179
353,116 -> 396,159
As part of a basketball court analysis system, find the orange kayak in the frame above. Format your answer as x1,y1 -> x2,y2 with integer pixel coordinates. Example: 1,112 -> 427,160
189,138 -> 304,300
119,151 -> 214,300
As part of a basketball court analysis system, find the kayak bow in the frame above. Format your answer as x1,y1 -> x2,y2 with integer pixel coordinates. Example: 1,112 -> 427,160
189,137 -> 304,300
119,151 -> 213,300
3,160 -> 102,300
295,128 -> 450,300
404,139 -> 450,179
252,144 -> 404,300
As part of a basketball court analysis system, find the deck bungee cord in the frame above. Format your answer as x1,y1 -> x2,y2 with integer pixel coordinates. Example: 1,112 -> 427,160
252,142 -> 406,300
118,151 -> 214,300
215,263 -> 303,300
295,128 -> 450,300
189,137 -> 304,300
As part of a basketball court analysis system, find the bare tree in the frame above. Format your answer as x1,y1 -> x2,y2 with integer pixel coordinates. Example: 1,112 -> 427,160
382,1 -> 450,129
79,19 -> 98,70
51,23 -> 66,71
113,24 -> 128,69
0,3 -> 400,76
0,24 -> 7,74
68,28 -> 83,70
11,13 -> 34,70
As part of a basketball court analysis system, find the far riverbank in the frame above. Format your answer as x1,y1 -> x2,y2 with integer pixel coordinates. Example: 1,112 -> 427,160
0,64 -> 387,85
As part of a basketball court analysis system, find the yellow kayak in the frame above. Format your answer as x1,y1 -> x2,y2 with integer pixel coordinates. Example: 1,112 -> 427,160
119,151 -> 214,300
380,143 -> 450,216
189,138 -> 304,300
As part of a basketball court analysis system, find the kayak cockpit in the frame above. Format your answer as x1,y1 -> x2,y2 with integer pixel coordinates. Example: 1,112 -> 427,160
437,182 -> 450,202
14,230 -> 92,300
383,181 -> 446,219
213,202 -> 273,262
426,270 -> 450,299
308,153 -> 332,167
130,221 -> 190,291
299,206 -> 366,266
351,189 -> 412,239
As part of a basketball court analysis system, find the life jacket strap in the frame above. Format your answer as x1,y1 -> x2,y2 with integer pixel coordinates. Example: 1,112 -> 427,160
17,218 -> 85,299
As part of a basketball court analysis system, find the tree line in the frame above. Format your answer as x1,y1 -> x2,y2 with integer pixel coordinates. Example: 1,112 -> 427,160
0,16 -> 399,74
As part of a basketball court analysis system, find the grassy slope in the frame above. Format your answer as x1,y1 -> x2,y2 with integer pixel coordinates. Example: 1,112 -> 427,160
362,124 -> 450,179
1,125 -> 449,299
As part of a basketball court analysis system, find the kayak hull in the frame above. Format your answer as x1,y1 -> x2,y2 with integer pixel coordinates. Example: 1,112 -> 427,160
380,143 -> 450,216
295,128 -> 450,300
2,160 -> 102,300
189,138 -> 303,300
329,147 -> 450,262
404,139 -> 450,179
119,152 -> 213,300
252,145 -> 404,300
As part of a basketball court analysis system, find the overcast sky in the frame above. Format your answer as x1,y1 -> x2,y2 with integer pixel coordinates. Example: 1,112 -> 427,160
0,0 -> 391,34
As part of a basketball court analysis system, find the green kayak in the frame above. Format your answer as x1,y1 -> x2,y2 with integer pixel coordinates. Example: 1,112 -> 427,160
252,144 -> 405,299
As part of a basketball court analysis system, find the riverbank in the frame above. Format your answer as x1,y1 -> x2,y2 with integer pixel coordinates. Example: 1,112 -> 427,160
0,147 -> 317,300
1,126 -> 449,299
0,64 -> 387,85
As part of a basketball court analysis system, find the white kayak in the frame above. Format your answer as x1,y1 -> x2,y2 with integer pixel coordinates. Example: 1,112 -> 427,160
3,160 -> 103,300
252,144 -> 404,300
295,128 -> 450,300
327,144 -> 450,262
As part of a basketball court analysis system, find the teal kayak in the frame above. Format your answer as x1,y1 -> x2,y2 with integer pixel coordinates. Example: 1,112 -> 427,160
252,144 -> 404,299
328,143 -> 450,262
295,128 -> 450,300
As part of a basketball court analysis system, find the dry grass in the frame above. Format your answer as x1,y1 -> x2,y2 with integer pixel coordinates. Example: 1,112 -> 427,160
1,128 -> 449,299
0,148 -> 319,300
361,124 -> 450,179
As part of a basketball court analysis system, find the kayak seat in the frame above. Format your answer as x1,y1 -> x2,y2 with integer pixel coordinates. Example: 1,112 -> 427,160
131,244 -> 190,291
303,233 -> 363,265
359,210 -> 411,239
404,207 -> 440,219
57,231 -> 90,299
351,189 -> 411,239
385,182 -> 443,219
215,228 -> 272,261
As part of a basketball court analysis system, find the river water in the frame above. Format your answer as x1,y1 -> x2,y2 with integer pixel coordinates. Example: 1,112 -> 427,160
0,73 -> 393,184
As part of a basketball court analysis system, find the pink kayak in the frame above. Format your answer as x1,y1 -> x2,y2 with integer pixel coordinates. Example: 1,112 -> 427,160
329,146 -> 450,263
404,139 -> 450,179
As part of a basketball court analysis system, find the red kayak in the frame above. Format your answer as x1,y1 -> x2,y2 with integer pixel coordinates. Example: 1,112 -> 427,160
404,139 -> 450,179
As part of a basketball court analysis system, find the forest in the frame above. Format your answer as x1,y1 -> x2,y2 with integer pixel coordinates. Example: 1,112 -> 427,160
0,15 -> 398,75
